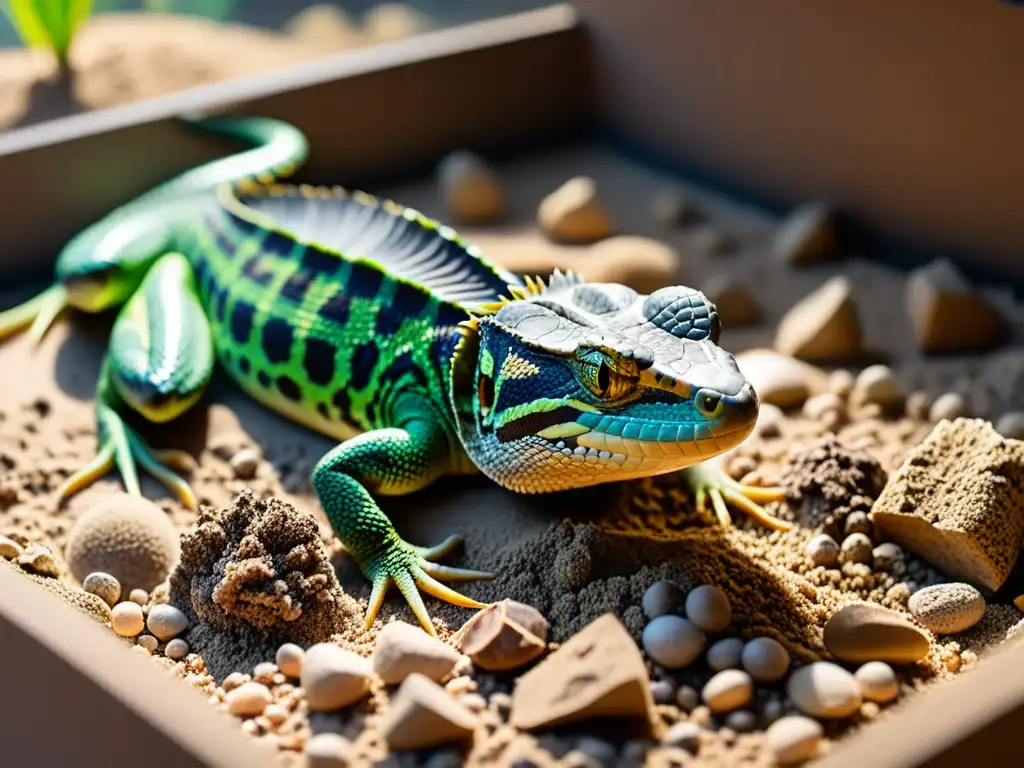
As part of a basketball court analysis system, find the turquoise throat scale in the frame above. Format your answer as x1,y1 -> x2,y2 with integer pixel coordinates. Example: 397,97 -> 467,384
0,116 -> 790,636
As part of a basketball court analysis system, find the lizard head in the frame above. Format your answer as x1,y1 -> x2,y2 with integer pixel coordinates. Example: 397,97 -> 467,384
449,270 -> 759,494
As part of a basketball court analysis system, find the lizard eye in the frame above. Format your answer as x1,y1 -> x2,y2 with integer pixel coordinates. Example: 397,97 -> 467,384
695,389 -> 724,419
577,356 -> 636,401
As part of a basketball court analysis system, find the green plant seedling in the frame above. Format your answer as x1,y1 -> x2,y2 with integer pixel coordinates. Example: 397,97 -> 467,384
0,0 -> 95,67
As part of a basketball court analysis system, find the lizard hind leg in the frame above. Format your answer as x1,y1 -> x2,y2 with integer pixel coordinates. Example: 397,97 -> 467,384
58,252 -> 212,511
683,458 -> 792,532
312,411 -> 494,637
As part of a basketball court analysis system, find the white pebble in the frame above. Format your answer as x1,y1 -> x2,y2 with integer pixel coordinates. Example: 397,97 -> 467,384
662,720 -> 702,752
129,588 -> 149,606
146,604 -> 189,641
908,582 -> 986,635
136,635 -> 158,653
741,637 -> 790,683
765,716 -> 823,765
840,533 -> 872,564
83,572 -> 121,607
226,681 -> 272,717
706,637 -> 744,671
229,449 -> 260,480
277,642 -> 305,678
929,392 -> 968,422
995,411 -> 1024,439
305,732 -> 353,767
642,615 -> 706,669
111,601 -> 145,637
701,669 -> 753,713
165,638 -> 190,660
872,542 -> 903,572
685,585 -> 732,632
301,643 -> 373,711
805,534 -> 840,567
787,662 -> 862,719
853,365 -> 904,407
854,661 -> 899,704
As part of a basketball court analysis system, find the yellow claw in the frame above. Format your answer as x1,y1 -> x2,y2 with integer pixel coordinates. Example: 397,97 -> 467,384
685,462 -> 792,532
56,442 -> 116,504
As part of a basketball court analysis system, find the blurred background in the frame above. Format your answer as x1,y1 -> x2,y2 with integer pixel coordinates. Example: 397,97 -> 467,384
0,0 -> 554,129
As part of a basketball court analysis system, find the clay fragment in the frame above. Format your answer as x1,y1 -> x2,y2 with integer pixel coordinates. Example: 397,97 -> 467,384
456,599 -> 549,671
381,673 -> 479,750
774,276 -> 863,360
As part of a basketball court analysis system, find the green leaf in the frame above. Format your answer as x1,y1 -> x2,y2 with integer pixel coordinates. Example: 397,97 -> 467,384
0,0 -> 96,60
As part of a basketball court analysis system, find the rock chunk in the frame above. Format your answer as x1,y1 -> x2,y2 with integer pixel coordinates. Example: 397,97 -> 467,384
701,669 -> 753,713
871,418 -> 1024,592
65,493 -> 180,593
735,349 -> 829,408
301,643 -> 374,712
765,716 -> 824,764
908,583 -> 986,635
584,236 -> 681,294
436,150 -> 503,223
823,603 -> 931,664
787,662 -> 862,719
82,572 -> 121,608
774,276 -> 863,360
701,274 -> 761,327
381,673 -> 479,750
456,599 -> 548,671
373,621 -> 462,684
538,176 -> 613,242
511,613 -> 660,737
642,615 -> 706,669
906,258 -> 1009,353
773,202 -> 840,266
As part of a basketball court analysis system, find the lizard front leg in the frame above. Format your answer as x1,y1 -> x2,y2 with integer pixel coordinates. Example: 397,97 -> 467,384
312,402 -> 492,637
682,458 -> 792,532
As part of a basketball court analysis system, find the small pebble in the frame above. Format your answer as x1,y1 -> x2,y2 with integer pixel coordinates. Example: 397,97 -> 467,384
995,411 -> 1024,440
82,572 -> 121,608
787,662 -> 862,718
305,732 -> 352,767
675,685 -> 699,712
165,638 -> 189,660
872,542 -> 903,572
642,615 -> 706,668
685,585 -> 732,632
905,390 -> 932,421
277,643 -> 305,678
803,392 -> 843,421
805,534 -> 840,567
929,392 -> 968,422
649,679 -> 675,705
0,536 -> 23,559
129,588 -> 149,606
147,603 -> 189,641
372,620 -> 461,684
136,634 -> 158,653
828,369 -> 855,398
701,669 -> 753,713
229,448 -> 260,480
436,149 -> 503,223
111,601 -> 145,637
226,681 -> 272,717
264,703 -> 288,725
840,533 -> 873,565
843,511 -> 872,537
706,637 -> 744,671
18,544 -> 60,577
253,662 -> 278,685
823,603 -> 930,664
575,737 -> 617,765
854,661 -> 899,704
302,643 -> 373,711
663,721 -> 702,753
852,365 -> 904,409
223,672 -> 248,691
760,698 -> 785,727
908,582 -> 986,635
642,579 -> 685,619
765,716 -> 824,764
724,710 -> 757,733
537,176 -> 612,242
741,637 -> 790,683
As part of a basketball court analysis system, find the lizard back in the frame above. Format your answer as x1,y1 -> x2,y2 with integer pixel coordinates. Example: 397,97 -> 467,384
178,182 -> 522,440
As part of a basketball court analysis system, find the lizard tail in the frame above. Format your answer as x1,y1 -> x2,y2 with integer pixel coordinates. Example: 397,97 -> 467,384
0,284 -> 67,345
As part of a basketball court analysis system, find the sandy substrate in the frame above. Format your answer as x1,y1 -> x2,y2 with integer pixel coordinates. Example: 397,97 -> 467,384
2,138 -> 1024,766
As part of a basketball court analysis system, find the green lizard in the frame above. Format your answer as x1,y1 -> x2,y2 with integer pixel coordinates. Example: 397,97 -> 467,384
0,115 -> 790,636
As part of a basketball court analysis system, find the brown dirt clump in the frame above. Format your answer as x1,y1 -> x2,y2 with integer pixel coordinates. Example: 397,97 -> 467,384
170,489 -> 359,647
780,434 -> 888,537
872,418 -> 1024,593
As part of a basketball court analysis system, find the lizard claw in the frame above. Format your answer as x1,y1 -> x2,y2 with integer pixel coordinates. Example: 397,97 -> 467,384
683,460 -> 791,532
362,537 -> 494,637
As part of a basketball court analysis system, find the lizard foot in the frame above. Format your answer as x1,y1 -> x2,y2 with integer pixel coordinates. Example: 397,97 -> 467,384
57,406 -> 199,511
682,460 -> 791,532
362,535 -> 494,637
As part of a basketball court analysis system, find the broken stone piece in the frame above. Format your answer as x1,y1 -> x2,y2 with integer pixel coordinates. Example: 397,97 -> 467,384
373,620 -> 462,684
510,613 -> 660,737
773,202 -> 841,266
702,274 -> 761,328
822,603 -> 931,664
456,599 -> 549,671
381,673 -> 479,750
905,258 -> 1009,353
774,276 -> 863,360
735,348 -> 829,409
436,150 -> 503,223
871,418 -> 1024,592
583,236 -> 681,294
538,176 -> 613,242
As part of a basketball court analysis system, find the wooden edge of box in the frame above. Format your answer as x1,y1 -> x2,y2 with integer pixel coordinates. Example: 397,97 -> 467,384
814,637 -> 1024,768
0,563 -> 279,768
0,3 -> 590,279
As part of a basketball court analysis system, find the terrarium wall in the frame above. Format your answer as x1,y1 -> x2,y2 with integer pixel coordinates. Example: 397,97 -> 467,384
572,0 -> 1024,276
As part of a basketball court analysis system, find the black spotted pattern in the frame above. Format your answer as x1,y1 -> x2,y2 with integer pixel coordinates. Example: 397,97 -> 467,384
349,343 -> 379,391
316,402 -> 331,420
301,247 -> 341,276
262,318 -> 294,364
230,301 -> 256,345
318,292 -> 350,326
257,370 -> 271,388
303,338 -> 337,386
280,271 -> 313,304
277,376 -> 302,402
